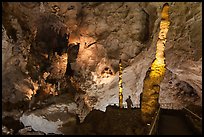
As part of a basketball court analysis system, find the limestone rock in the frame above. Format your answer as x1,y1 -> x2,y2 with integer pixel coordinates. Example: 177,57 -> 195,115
20,102 -> 78,135
2,2 -> 202,129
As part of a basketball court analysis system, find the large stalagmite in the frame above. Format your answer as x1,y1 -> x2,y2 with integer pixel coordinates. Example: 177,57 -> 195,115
141,3 -> 170,123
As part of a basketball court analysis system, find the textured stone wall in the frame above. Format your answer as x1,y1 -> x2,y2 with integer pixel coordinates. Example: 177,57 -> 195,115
161,2 -> 202,105
2,2 -> 202,113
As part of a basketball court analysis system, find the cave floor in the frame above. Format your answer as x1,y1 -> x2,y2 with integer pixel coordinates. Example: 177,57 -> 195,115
76,106 -> 150,135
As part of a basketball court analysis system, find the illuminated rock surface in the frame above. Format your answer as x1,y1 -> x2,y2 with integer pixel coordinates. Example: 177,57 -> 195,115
20,101 -> 78,135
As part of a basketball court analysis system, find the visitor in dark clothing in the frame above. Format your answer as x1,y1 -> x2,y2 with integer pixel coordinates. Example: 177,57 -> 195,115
126,95 -> 133,109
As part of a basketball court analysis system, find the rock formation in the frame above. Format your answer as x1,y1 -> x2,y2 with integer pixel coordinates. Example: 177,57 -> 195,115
2,2 -> 202,135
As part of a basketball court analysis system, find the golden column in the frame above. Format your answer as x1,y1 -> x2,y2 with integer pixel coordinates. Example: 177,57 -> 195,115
119,59 -> 123,108
141,3 -> 170,123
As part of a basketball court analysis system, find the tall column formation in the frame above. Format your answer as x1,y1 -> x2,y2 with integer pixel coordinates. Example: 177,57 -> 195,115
119,59 -> 123,108
141,3 -> 170,123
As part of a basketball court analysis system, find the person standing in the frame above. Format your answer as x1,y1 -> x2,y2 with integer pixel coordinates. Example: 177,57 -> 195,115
126,95 -> 133,109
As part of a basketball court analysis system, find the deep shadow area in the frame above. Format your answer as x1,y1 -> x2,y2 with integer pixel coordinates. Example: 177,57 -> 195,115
158,109 -> 197,135
75,105 -> 149,135
2,116 -> 24,135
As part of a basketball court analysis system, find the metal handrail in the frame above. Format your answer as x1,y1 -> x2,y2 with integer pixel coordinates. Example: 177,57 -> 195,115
183,107 -> 202,121
109,103 -> 140,108
159,103 -> 183,110
148,107 -> 161,135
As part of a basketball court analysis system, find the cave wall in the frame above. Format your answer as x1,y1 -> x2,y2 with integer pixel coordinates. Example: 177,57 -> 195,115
164,2 -> 202,100
2,2 -> 202,112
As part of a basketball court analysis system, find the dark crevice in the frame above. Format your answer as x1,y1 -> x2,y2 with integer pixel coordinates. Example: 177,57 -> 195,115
2,7 -> 17,42
2,116 -> 24,134
140,9 -> 150,43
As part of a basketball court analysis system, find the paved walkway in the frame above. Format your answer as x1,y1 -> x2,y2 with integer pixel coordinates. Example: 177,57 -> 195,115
158,109 -> 194,135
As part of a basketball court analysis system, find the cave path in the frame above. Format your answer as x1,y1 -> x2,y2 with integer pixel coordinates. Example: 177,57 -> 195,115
158,109 -> 194,135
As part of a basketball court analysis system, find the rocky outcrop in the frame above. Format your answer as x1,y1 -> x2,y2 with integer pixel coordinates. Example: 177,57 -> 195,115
18,127 -> 45,135
160,69 -> 201,109
20,100 -> 79,135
